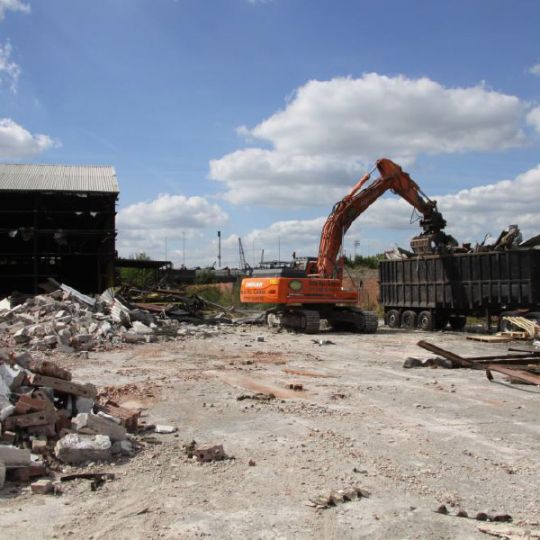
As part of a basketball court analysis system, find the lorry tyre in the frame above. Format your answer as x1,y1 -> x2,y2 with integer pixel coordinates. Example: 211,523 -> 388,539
385,309 -> 401,328
401,310 -> 417,330
449,316 -> 466,331
418,311 -> 434,331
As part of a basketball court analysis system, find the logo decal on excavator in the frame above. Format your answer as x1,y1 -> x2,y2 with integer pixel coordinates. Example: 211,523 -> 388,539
288,280 -> 303,291
244,281 -> 264,288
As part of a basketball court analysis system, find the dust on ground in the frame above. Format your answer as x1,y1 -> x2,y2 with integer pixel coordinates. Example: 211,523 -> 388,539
1,324 -> 539,539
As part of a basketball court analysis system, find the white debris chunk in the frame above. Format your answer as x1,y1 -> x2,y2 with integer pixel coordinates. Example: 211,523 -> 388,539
0,445 -> 31,466
154,425 -> 177,434
72,412 -> 127,442
54,434 -> 112,464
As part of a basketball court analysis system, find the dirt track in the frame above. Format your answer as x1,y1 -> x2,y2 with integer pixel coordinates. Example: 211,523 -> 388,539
1,324 -> 539,539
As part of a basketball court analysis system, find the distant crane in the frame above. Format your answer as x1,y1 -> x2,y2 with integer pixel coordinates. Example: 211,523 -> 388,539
238,238 -> 252,276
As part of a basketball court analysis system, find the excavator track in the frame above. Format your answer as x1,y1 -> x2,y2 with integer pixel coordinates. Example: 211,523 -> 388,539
328,307 -> 378,333
298,310 -> 321,334
361,311 -> 379,334
265,308 -> 321,334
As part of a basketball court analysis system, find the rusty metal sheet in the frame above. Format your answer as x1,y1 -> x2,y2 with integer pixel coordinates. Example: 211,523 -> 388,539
485,365 -> 540,386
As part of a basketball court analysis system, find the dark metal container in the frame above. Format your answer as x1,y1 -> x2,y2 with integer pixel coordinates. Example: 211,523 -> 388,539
379,249 -> 540,330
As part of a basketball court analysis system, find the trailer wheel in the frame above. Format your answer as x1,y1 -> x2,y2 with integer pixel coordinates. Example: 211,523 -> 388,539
449,316 -> 466,331
418,311 -> 434,331
385,309 -> 401,328
401,310 -> 417,330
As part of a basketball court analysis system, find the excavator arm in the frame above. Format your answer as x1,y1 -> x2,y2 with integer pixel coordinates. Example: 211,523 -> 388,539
316,158 -> 453,278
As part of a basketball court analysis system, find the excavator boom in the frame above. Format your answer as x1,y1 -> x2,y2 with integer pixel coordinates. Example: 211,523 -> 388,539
316,158 -> 450,278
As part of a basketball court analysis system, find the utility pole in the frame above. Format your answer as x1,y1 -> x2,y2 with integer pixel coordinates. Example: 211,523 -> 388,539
278,236 -> 281,263
165,237 -> 168,260
182,231 -> 186,266
217,230 -> 222,268
354,240 -> 361,259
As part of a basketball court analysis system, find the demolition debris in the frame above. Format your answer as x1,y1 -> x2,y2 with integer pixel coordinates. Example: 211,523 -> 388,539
0,280 -> 238,353
0,348 -> 140,490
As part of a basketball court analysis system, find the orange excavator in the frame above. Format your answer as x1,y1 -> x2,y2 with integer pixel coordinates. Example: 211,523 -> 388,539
240,158 -> 455,333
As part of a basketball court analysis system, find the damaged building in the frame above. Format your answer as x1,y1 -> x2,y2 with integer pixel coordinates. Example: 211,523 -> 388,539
0,164 -> 119,296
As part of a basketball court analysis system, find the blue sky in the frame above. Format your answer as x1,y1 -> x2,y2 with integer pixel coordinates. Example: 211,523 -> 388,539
1,0 -> 540,266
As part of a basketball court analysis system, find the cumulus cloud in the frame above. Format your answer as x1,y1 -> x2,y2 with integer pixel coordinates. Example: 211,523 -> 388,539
0,118 -> 58,158
529,63 -> 540,76
343,164 -> 540,246
0,0 -> 30,20
116,194 -> 229,260
526,106 -> 540,134
238,164 -> 540,260
210,149 -> 359,206
0,41 -> 20,92
210,74 -> 526,207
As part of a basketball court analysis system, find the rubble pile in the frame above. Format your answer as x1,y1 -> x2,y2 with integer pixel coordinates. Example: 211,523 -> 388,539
385,224 -> 540,260
0,349 -> 139,490
0,281 -> 231,352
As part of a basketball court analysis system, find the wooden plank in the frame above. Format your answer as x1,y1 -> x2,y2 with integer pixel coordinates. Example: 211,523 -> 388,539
467,352 -> 540,361
28,373 -> 97,399
466,335 -> 512,343
485,365 -> 540,386
473,358 -> 540,366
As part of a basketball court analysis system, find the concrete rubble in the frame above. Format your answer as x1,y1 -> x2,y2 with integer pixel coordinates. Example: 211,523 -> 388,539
0,281 -> 233,354
54,434 -> 113,465
0,346 -> 140,489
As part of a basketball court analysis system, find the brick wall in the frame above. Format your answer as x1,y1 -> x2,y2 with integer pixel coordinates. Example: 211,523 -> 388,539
342,267 -> 380,310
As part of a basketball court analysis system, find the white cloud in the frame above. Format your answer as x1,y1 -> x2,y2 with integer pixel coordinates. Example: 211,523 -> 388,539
0,0 -> 30,20
238,164 -> 540,260
210,149 -> 359,206
529,63 -> 540,76
0,41 -> 20,92
244,217 -> 325,249
116,194 -> 229,261
210,74 -> 526,207
341,164 -> 540,245
526,106 -> 540,134
0,118 -> 58,158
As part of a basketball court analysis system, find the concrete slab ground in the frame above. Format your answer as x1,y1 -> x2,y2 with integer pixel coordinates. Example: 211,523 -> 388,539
0,325 -> 538,539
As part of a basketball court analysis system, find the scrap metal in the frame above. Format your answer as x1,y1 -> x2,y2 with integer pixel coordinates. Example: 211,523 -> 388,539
417,340 -> 540,387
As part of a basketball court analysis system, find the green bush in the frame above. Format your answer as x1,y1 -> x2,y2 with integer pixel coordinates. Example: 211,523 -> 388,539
345,254 -> 384,269
194,269 -> 217,284
118,252 -> 155,288
187,281 -> 241,308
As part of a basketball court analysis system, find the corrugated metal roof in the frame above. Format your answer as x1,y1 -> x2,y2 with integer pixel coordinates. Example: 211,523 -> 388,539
0,163 -> 119,193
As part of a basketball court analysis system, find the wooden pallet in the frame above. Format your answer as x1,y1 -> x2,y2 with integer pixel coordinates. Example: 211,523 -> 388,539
503,316 -> 540,339
466,335 -> 513,343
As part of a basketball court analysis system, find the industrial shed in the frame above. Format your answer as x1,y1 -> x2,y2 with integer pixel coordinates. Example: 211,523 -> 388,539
0,164 -> 119,295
